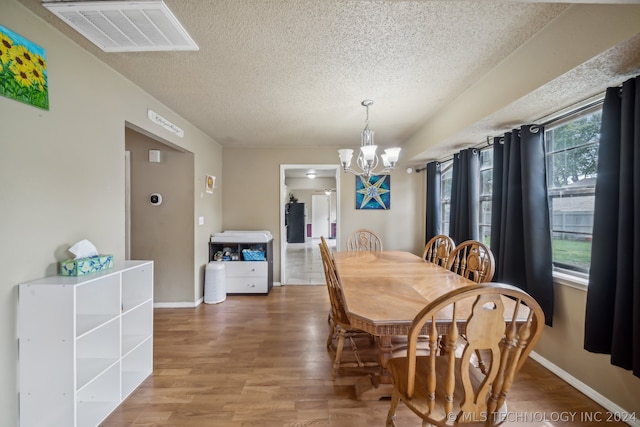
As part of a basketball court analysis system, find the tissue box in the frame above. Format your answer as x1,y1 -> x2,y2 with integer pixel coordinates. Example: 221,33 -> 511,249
60,254 -> 114,276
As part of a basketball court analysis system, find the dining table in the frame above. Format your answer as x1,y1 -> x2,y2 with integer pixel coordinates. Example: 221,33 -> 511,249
332,250 -> 484,399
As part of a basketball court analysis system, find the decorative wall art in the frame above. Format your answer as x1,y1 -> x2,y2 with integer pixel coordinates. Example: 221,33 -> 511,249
205,175 -> 216,193
356,175 -> 390,210
0,25 -> 49,110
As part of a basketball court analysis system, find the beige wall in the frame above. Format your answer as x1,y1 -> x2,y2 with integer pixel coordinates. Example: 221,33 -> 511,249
126,129 -> 196,303
222,146 -> 426,282
0,1 -> 222,425
535,284 -> 640,416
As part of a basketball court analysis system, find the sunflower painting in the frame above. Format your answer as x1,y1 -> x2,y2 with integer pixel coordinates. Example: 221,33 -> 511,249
0,25 -> 49,110
355,175 -> 391,210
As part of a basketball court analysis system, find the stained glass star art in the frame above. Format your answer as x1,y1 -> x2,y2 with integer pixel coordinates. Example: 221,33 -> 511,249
356,175 -> 390,210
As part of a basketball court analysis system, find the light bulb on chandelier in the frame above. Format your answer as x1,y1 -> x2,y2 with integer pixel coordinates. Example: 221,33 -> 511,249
338,100 -> 401,178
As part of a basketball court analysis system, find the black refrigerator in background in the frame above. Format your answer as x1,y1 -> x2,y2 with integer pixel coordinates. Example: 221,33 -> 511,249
286,202 -> 305,243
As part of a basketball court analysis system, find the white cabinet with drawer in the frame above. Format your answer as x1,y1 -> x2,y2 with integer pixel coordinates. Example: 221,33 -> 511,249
209,231 -> 273,295
224,261 -> 269,293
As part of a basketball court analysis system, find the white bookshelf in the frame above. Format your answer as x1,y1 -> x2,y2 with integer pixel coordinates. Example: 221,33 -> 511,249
19,260 -> 153,427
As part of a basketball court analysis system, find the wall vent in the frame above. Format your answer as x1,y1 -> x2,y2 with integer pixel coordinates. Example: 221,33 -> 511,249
42,1 -> 199,52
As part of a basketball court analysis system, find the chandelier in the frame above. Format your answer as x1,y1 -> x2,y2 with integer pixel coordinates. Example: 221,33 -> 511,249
338,100 -> 401,178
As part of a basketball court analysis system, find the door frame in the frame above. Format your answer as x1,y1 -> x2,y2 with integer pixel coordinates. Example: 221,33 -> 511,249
279,164 -> 341,285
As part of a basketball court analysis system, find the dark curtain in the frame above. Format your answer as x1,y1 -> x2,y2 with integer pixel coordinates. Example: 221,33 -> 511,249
449,148 -> 479,244
490,126 -> 554,326
584,76 -> 640,377
425,161 -> 441,243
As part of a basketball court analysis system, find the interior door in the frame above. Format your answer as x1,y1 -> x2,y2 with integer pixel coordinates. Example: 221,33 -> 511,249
312,195 -> 330,238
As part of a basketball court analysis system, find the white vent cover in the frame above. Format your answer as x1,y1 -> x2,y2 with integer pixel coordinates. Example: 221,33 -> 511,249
42,1 -> 199,52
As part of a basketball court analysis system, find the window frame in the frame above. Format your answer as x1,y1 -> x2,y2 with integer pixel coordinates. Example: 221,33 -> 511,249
439,159 -> 453,237
544,104 -> 602,276
478,147 -> 493,246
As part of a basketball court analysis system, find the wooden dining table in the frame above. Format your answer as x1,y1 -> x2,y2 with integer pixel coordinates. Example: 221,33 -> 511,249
332,250 -> 481,399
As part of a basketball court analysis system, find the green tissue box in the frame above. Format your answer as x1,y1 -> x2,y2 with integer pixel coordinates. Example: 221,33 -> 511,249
60,254 -> 114,276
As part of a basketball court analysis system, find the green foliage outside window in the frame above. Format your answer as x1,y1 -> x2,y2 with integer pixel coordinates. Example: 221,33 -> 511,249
546,111 -> 601,188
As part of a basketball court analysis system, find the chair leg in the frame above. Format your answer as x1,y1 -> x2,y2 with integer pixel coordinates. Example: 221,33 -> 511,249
348,336 -> 364,367
326,319 -> 336,349
333,329 -> 346,379
386,388 -> 400,427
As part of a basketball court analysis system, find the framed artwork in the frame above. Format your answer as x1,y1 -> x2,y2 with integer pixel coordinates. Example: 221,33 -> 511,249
0,25 -> 49,110
205,175 -> 216,193
356,174 -> 390,210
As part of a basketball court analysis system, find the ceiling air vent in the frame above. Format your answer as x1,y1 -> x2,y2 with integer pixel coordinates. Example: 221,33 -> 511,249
42,0 -> 199,52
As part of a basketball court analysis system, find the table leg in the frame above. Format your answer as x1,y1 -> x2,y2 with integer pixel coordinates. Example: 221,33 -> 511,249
354,335 -> 394,400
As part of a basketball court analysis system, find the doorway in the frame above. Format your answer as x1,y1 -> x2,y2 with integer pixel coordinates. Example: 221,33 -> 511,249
280,164 -> 340,285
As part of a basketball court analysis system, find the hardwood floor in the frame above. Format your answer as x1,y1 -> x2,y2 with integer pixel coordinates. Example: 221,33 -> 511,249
102,285 -> 628,426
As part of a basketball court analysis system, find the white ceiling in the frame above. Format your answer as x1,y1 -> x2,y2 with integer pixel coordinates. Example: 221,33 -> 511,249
20,0 -> 640,165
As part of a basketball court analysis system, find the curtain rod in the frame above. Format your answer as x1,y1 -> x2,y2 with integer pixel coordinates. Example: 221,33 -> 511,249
415,93 -> 606,173
538,97 -> 604,127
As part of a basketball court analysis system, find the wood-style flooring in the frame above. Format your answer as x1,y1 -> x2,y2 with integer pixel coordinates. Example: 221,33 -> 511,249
101,285 -> 628,426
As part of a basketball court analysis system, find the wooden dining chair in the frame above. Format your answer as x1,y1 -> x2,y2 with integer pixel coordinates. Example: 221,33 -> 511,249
346,229 -> 383,252
386,282 -> 544,427
320,236 -> 336,329
423,234 -> 456,267
319,238 -> 378,378
446,240 -> 495,283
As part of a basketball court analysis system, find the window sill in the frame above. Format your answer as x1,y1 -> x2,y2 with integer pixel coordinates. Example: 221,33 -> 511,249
552,270 -> 588,291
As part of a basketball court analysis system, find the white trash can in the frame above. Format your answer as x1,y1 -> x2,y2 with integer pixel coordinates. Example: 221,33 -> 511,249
204,262 -> 226,304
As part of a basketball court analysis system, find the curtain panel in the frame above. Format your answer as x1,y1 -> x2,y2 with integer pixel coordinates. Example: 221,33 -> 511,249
585,76 -> 640,377
490,126 -> 554,326
425,161 -> 442,243
448,148 -> 479,244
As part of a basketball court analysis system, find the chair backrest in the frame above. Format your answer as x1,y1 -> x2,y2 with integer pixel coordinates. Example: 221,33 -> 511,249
319,237 -> 351,326
446,239 -> 495,282
404,282 -> 544,423
319,236 -> 334,274
422,234 -> 455,267
346,229 -> 383,252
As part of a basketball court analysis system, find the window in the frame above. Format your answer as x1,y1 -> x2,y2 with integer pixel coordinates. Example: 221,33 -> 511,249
440,160 -> 453,236
479,147 -> 493,246
434,103 -> 601,278
438,148 -> 493,245
545,106 -> 601,274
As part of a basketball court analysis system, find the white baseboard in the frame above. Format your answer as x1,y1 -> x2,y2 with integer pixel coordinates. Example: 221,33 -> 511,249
273,281 -> 282,287
529,352 -> 639,427
154,299 -> 202,308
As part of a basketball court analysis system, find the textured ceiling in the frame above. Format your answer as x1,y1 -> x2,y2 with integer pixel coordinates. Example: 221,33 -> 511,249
18,0 -> 640,165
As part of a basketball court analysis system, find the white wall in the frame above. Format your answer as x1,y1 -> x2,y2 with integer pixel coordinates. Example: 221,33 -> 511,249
0,2 -> 222,425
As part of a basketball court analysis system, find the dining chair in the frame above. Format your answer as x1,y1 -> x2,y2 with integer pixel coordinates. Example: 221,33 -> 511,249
422,234 -> 456,267
319,238 -> 379,378
320,236 -> 336,328
386,282 -> 545,427
346,229 -> 383,252
446,240 -> 495,283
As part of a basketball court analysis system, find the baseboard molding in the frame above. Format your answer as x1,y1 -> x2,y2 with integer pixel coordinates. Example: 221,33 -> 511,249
154,299 -> 201,308
273,281 -> 282,287
530,352 -> 639,427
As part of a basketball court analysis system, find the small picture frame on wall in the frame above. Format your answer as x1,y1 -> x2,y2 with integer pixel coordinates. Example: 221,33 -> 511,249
205,175 -> 216,193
